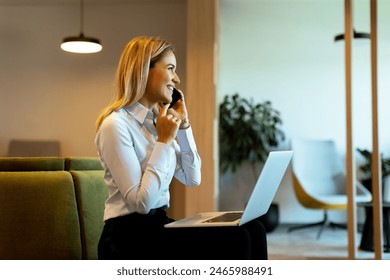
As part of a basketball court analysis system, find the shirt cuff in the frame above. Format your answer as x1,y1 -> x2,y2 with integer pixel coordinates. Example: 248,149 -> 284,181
177,127 -> 197,152
148,141 -> 172,170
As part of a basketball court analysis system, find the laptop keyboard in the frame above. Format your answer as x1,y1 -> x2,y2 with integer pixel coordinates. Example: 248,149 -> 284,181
203,212 -> 243,223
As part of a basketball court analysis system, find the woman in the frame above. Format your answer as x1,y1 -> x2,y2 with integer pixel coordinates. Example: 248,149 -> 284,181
95,36 -> 201,259
95,36 -> 267,260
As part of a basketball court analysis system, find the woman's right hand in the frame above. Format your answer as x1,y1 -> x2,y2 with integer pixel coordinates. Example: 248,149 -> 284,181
156,103 -> 181,144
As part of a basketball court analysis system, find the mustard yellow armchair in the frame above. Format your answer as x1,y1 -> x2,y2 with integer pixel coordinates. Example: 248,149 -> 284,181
288,138 -> 372,239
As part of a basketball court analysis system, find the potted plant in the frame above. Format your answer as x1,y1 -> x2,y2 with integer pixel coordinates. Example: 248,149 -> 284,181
219,93 -> 285,174
357,148 -> 390,195
218,93 -> 285,231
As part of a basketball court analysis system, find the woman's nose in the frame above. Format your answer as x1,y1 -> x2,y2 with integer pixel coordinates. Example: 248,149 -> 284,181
173,72 -> 180,84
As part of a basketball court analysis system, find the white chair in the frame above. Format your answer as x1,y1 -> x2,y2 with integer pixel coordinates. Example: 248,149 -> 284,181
288,138 -> 372,239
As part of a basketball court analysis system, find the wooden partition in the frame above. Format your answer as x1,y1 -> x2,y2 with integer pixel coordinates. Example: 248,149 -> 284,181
345,0 -> 383,259
344,0 -> 358,259
168,0 -> 219,220
369,0 -> 384,260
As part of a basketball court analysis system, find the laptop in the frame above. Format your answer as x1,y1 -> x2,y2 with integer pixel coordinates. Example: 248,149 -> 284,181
165,150 -> 293,228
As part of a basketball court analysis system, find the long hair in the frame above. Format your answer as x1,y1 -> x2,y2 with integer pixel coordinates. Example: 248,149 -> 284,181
95,36 -> 175,131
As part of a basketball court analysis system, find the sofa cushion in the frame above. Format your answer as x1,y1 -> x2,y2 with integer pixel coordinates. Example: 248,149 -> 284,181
0,171 -> 82,259
70,170 -> 107,260
65,157 -> 103,171
0,157 -> 64,171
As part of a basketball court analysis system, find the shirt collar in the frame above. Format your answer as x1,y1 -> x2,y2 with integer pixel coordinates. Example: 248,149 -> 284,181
125,102 -> 157,125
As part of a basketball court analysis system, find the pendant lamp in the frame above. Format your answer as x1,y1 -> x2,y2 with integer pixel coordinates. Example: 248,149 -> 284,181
334,28 -> 370,42
61,0 -> 102,54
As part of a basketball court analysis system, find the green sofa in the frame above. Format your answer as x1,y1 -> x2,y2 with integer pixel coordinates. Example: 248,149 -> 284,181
0,157 -> 265,260
0,157 -> 108,260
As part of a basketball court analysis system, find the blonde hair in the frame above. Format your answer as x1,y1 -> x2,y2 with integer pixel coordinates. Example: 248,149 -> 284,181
95,36 -> 175,131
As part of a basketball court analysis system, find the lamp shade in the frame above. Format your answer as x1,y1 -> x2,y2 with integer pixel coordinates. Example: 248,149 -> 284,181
61,33 -> 102,53
61,0 -> 102,54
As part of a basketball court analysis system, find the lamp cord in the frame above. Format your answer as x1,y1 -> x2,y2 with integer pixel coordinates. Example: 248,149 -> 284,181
80,0 -> 84,35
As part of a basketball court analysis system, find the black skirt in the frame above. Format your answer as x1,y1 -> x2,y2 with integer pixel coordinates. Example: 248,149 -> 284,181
98,208 -> 170,260
98,209 -> 268,260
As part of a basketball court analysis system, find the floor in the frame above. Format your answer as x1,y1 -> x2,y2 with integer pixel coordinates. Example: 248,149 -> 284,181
267,224 -> 390,260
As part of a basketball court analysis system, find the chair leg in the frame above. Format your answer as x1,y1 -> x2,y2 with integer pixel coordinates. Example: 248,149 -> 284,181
329,222 -> 347,229
288,211 -> 345,239
288,220 -> 326,232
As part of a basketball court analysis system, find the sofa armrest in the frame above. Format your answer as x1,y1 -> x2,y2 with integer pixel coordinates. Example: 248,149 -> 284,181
71,170 -> 108,260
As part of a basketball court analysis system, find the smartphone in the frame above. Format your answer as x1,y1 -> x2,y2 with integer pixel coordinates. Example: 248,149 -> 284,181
169,88 -> 182,108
